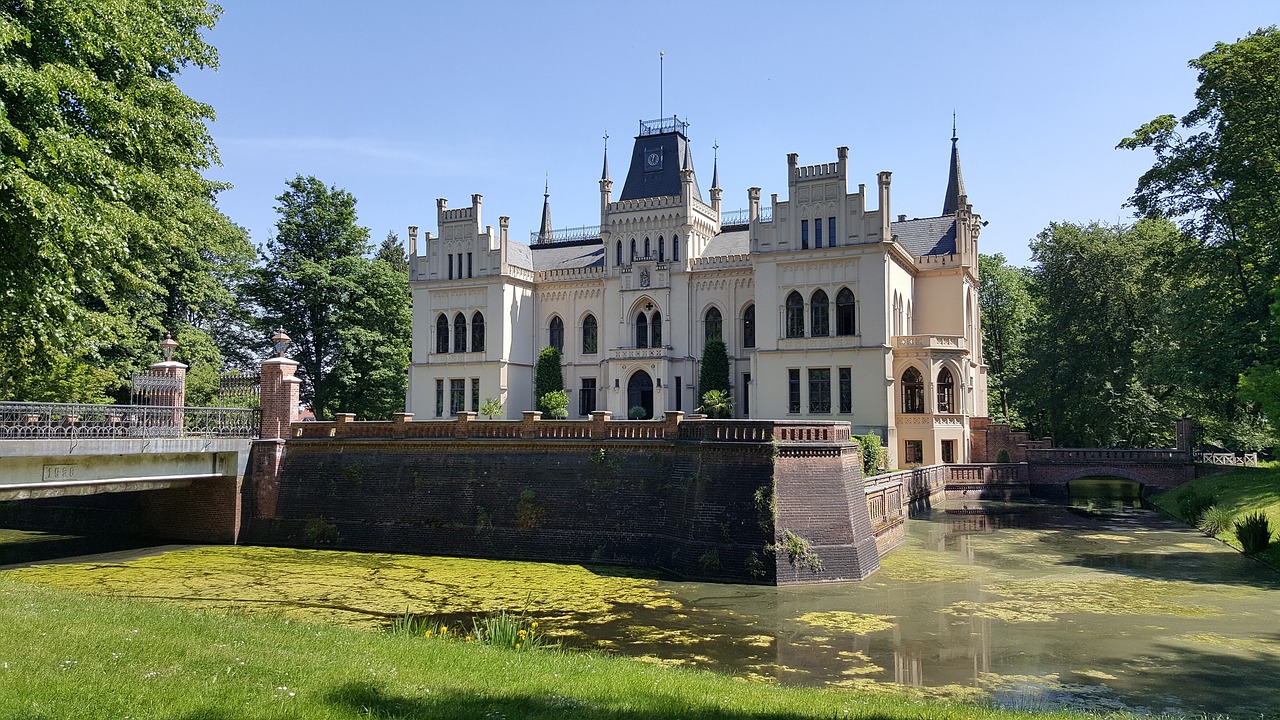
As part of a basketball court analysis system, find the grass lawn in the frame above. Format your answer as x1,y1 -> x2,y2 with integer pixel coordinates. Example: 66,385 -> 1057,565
1150,462 -> 1280,568
0,577 -> 1132,720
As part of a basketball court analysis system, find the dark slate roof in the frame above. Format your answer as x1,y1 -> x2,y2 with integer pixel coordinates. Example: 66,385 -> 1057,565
942,136 -> 966,215
528,238 -> 605,271
507,242 -> 533,270
703,229 -> 750,257
619,130 -> 703,202
891,216 -> 956,256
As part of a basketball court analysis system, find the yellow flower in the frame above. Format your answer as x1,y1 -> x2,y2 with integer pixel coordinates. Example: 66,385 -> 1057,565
531,622 -> 539,629
466,636 -> 473,642
518,629 -> 527,638
515,643 -> 521,650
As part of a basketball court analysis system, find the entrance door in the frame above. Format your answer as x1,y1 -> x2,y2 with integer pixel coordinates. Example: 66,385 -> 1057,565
627,371 -> 654,419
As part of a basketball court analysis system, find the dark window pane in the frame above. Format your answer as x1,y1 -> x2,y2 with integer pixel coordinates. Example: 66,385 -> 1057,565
652,311 -> 662,347
785,291 -> 805,338
743,305 -> 756,348
582,314 -> 598,354
636,313 -> 648,348
801,220 -> 809,249
436,315 -> 449,354
454,313 -> 467,353
788,369 -> 800,414
836,288 -> 856,336
450,379 -> 465,415
829,217 -> 836,247
814,218 -> 822,248
549,316 -> 564,352
901,367 -> 925,413
470,378 -> 479,412
435,379 -> 444,417
839,367 -> 852,413
472,312 -> 485,352
579,378 -> 596,416
937,367 -> 955,413
811,289 -> 829,337
704,307 -> 722,343
808,368 -> 830,413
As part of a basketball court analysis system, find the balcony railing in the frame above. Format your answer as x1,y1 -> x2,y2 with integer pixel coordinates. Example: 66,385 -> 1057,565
0,402 -> 261,440
719,207 -> 773,226
609,346 -> 670,361
892,335 -> 967,351
530,223 -> 601,245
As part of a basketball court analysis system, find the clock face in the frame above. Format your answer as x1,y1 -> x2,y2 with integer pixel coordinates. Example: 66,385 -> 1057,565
645,148 -> 663,171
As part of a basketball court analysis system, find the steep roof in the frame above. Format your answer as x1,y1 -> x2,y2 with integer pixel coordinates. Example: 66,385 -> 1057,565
619,127 -> 702,202
528,238 -> 605,271
891,216 -> 956,256
942,132 -> 966,215
703,228 -> 750,257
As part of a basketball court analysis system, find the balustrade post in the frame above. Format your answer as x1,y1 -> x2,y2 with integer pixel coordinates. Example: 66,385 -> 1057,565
590,410 -> 612,440
520,410 -> 542,439
149,333 -> 187,434
259,329 -> 301,439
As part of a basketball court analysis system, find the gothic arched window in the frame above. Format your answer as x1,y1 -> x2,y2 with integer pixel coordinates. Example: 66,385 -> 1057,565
785,291 -> 805,338
937,367 -> 955,413
811,289 -> 829,337
471,311 -> 485,352
836,288 -> 856,336
652,311 -> 663,347
635,312 -> 649,349
644,237 -> 650,258
630,239 -> 637,261
658,236 -> 665,262
454,312 -> 468,353
549,316 -> 564,352
902,367 -> 925,414
704,307 -> 722,343
582,314 -> 598,354
743,304 -> 756,348
616,240 -> 622,266
436,314 -> 449,354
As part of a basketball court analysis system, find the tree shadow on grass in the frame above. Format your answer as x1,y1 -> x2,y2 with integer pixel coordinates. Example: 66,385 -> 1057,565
323,680 -> 899,720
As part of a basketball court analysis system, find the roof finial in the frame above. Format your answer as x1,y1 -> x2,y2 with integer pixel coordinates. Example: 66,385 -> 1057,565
711,140 -> 720,189
601,130 -> 610,181
952,111 -> 957,142
943,119 -> 966,215
659,51 -> 664,121
538,175 -> 553,243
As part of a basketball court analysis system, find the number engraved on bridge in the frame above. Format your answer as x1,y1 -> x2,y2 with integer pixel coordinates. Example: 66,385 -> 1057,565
42,464 -> 78,481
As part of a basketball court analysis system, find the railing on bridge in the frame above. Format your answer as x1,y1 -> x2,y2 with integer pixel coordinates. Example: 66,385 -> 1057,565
1193,452 -> 1260,467
1024,447 -> 1188,464
0,402 -> 260,439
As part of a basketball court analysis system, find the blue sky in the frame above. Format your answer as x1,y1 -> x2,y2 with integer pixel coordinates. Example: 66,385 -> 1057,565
177,2 -> 1277,266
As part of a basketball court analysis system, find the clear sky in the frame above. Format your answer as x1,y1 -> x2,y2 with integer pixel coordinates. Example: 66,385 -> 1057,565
176,1 -> 1277,267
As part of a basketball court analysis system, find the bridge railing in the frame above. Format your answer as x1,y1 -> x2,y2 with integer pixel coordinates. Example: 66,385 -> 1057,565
0,402 -> 260,439
1024,447 -> 1188,464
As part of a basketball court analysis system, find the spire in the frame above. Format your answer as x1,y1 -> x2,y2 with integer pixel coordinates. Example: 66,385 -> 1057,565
601,131 -> 610,181
538,176 -> 554,243
942,116 -> 966,215
711,140 -> 720,190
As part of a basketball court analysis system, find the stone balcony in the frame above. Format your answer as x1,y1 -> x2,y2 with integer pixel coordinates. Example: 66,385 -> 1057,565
891,334 -> 968,353
895,412 -> 967,428
608,346 -> 671,361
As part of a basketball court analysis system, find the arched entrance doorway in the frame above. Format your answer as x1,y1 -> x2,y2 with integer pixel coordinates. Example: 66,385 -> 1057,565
627,371 -> 654,419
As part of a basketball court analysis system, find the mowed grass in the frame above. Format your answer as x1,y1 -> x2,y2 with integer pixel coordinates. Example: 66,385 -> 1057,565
1151,462 -> 1280,568
0,577 -> 1124,720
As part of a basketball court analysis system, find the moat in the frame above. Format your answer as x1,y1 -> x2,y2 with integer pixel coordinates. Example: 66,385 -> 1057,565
4,494 -> 1279,717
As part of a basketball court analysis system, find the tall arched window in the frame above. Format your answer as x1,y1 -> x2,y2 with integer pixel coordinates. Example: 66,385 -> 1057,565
635,312 -> 648,348
652,311 -> 662,347
743,304 -> 756,348
785,291 -> 805,338
811,289 -> 829,337
658,236 -> 665,262
836,288 -> 856,336
549,316 -> 564,352
630,239 -> 637,261
672,236 -> 679,261
901,367 -> 925,413
616,240 -> 623,266
936,367 -> 954,413
644,237 -> 650,258
436,314 -> 449,354
471,311 -> 485,352
454,312 -> 468,353
704,307 -> 722,343
582,314 -> 598,354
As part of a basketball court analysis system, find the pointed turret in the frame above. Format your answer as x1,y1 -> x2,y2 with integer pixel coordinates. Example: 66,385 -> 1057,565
709,142 -> 722,221
537,177 -> 554,244
942,118 -> 966,216
601,137 -> 610,181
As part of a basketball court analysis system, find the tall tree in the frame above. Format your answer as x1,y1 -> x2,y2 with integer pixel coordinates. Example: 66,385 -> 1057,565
377,231 -> 409,274
245,176 -> 409,419
1013,220 -> 1187,448
0,0 -> 251,401
1118,26 -> 1280,449
978,253 -> 1032,424
534,346 -> 563,412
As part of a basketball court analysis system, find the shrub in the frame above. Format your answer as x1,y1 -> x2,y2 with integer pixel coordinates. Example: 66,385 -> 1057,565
538,390 -> 568,419
302,516 -> 340,544
776,530 -> 822,573
995,448 -> 1011,463
478,397 -> 504,419
1235,512 -> 1273,554
855,433 -> 882,475
628,405 -> 648,420
1176,488 -> 1215,525
698,389 -> 732,418
1198,505 -> 1235,537
698,550 -> 721,571
515,490 -> 544,529
534,346 -> 563,402
470,609 -> 546,651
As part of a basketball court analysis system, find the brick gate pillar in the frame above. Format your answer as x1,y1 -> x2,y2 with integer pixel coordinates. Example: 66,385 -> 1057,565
259,328 -> 301,439
149,333 -> 187,431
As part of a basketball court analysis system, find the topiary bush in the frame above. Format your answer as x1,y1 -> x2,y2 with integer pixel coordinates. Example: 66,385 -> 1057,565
1234,512 -> 1273,554
855,433 -> 882,475
995,448 -> 1011,463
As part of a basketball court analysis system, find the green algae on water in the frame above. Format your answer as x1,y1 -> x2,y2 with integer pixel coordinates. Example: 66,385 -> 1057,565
796,611 -> 895,634
943,575 -> 1221,623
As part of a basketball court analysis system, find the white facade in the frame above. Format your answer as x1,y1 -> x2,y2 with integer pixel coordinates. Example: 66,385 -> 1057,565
406,118 -> 987,468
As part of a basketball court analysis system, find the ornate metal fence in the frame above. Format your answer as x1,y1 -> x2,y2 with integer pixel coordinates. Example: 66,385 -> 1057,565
130,372 -> 184,405
0,402 -> 260,439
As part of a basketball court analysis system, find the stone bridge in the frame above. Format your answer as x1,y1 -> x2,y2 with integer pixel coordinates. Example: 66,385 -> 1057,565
1024,447 -> 1194,495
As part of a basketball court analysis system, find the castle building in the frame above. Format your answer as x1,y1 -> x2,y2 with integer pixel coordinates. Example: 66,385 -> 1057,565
406,116 -> 987,467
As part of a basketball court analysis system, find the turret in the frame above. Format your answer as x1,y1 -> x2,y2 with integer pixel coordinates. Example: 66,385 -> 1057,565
877,171 -> 892,242
709,143 -> 722,223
